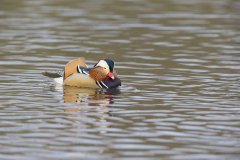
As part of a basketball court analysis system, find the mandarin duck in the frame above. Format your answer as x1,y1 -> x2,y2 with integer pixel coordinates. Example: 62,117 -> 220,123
43,57 -> 121,89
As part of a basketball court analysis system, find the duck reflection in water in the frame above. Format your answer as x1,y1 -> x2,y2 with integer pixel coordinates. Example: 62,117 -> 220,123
50,75 -> 121,134
53,84 -> 119,113
59,86 -> 120,133
62,85 -> 120,106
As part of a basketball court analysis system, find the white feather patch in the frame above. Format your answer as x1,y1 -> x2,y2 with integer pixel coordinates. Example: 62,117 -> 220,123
54,77 -> 63,84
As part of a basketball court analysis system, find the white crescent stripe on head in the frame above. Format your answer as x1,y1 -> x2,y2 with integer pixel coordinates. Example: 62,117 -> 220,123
95,60 -> 110,72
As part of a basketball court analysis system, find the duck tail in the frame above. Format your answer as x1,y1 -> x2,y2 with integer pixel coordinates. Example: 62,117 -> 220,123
42,71 -> 63,78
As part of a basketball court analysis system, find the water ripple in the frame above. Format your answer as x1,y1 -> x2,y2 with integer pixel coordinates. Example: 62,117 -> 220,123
0,0 -> 240,159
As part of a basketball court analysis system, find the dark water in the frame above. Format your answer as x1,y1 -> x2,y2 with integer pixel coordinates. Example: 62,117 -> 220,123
0,0 -> 240,159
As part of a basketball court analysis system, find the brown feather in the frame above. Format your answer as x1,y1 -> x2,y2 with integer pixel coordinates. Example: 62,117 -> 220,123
89,67 -> 108,81
64,57 -> 87,80
64,73 -> 98,88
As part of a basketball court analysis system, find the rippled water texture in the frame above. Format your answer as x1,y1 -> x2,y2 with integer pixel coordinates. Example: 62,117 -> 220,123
0,0 -> 240,159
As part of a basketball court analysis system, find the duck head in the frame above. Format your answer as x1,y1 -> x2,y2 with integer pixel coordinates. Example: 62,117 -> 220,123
94,59 -> 115,80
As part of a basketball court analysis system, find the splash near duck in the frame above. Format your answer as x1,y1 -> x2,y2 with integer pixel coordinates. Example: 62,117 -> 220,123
43,57 -> 121,89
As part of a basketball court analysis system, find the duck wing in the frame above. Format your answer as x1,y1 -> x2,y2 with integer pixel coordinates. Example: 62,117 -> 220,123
64,57 -> 87,79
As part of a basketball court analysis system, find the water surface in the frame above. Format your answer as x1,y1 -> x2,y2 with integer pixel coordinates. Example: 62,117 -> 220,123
0,0 -> 240,159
